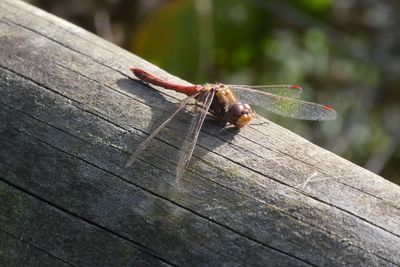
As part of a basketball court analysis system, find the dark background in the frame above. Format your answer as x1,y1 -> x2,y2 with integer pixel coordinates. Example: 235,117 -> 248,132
25,0 -> 400,184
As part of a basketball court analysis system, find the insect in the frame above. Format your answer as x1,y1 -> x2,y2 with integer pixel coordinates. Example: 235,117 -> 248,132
127,67 -> 336,179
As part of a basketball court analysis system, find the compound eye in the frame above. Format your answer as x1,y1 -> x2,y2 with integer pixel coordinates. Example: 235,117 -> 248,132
229,103 -> 244,116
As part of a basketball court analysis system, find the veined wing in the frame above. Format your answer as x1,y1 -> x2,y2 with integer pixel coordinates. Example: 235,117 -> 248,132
230,87 -> 336,121
229,84 -> 303,98
126,92 -> 202,167
176,90 -> 215,180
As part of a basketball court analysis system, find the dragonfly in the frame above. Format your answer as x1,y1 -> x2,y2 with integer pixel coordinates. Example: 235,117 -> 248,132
126,67 -> 336,179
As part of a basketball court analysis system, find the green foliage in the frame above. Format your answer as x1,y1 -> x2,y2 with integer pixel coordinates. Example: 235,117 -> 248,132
132,1 -> 200,79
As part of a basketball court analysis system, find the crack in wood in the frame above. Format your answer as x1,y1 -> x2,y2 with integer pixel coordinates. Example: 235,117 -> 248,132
0,228 -> 76,266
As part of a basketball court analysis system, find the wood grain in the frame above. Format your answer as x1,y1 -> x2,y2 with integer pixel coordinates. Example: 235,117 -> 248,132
0,0 -> 399,266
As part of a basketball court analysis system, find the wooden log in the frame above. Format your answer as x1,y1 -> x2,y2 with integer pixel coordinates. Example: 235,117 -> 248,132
0,0 -> 399,266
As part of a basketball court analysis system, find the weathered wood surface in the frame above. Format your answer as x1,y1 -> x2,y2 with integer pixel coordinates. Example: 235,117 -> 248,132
0,0 -> 400,266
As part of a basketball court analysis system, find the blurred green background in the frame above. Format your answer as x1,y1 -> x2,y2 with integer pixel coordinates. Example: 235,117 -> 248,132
26,0 -> 400,184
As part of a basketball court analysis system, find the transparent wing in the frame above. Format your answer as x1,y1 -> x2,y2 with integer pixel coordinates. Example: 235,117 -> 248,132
126,92 -> 202,167
230,87 -> 336,121
176,90 -> 215,180
229,84 -> 303,98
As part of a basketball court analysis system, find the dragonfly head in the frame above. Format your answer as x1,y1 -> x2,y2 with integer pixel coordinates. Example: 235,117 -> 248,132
227,102 -> 253,128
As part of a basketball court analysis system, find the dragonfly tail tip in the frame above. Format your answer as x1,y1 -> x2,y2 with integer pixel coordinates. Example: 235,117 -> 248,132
291,85 -> 303,90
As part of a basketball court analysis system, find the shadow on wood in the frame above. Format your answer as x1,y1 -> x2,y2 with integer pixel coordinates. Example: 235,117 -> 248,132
1,0 -> 400,266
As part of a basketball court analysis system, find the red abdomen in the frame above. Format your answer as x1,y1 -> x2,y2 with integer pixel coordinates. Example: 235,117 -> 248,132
130,67 -> 201,96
